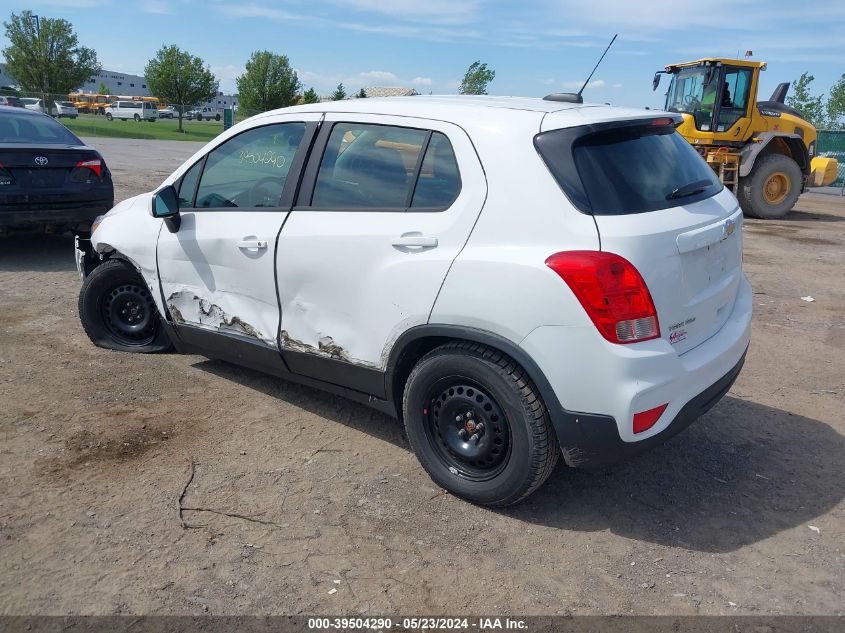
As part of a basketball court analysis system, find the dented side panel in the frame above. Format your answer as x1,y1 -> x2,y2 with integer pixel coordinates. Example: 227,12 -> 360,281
276,113 -> 490,370
156,210 -> 288,346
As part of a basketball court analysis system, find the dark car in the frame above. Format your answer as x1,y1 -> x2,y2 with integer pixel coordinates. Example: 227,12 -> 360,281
0,107 -> 113,232
0,95 -> 25,108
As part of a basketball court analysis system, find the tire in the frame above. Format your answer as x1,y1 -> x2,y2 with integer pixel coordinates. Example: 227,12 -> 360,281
215,114 -> 220,121
78,259 -> 172,353
197,114 -> 202,121
402,341 -> 559,506
105,112 -> 113,121
737,153 -> 802,219
134,113 -> 140,122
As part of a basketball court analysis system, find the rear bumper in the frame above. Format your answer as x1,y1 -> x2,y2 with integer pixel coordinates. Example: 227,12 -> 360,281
0,201 -> 112,228
520,274 -> 752,467
550,348 -> 746,468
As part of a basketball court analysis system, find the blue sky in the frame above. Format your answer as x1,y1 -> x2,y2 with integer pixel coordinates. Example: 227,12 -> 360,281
5,0 -> 845,107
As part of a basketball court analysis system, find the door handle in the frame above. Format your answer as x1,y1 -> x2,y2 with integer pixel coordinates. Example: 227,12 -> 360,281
237,240 -> 268,250
392,235 -> 438,248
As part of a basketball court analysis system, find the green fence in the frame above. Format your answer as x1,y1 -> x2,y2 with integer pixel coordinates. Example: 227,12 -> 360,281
817,130 -> 845,189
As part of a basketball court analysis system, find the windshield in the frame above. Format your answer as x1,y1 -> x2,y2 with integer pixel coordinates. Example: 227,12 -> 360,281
665,67 -> 712,114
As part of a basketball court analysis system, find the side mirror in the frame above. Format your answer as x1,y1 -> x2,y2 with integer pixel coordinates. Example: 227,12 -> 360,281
652,73 -> 661,91
151,185 -> 181,232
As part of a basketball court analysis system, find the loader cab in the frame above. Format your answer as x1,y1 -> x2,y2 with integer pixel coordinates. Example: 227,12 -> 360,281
657,59 -> 763,142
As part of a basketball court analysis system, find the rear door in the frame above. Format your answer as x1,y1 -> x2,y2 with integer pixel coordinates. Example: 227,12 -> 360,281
276,113 -> 486,378
536,117 -> 742,354
156,115 -> 319,349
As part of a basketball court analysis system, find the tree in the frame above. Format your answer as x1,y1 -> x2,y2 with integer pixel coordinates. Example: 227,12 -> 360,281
826,74 -> 845,130
236,50 -> 300,116
331,83 -> 347,101
2,10 -> 100,97
301,87 -> 319,104
355,88 -> 367,99
144,45 -> 218,132
786,72 -> 826,129
98,82 -> 110,95
459,61 -> 495,95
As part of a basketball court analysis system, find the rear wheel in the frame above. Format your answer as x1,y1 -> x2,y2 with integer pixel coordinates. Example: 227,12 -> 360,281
737,153 -> 802,219
403,342 -> 558,506
215,114 -> 221,121
78,260 -> 172,353
134,113 -> 141,122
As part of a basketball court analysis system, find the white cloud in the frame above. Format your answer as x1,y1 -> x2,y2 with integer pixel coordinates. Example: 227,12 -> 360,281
327,0 -> 484,25
360,70 -> 399,82
542,78 -> 556,85
141,0 -> 171,13
562,79 -> 605,89
411,76 -> 433,86
210,64 -> 245,93
29,0 -> 106,7
612,83 -> 623,88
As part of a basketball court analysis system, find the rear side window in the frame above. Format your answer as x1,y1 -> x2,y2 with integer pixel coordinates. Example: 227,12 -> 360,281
535,122 -> 722,215
411,132 -> 461,208
311,123 -> 428,209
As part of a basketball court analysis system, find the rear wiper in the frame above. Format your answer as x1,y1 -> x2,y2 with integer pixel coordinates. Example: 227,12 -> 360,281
666,179 -> 712,200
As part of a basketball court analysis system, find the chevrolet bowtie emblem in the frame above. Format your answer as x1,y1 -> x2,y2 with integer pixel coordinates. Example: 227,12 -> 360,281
722,218 -> 736,239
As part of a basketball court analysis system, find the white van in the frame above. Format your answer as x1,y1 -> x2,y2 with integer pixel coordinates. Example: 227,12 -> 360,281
104,101 -> 158,122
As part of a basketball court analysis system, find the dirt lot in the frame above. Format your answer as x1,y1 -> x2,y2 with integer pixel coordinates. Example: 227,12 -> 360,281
1,138 -> 843,616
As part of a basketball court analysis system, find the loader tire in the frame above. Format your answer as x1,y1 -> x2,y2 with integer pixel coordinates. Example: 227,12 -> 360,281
737,153 -> 802,219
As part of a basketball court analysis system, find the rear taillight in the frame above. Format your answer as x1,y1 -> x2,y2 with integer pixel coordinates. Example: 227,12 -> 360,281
0,161 -> 14,185
545,251 -> 660,344
75,159 -> 102,177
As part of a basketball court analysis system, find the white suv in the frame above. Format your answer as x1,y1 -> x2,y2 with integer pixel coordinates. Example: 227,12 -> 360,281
105,100 -> 158,121
75,96 -> 751,506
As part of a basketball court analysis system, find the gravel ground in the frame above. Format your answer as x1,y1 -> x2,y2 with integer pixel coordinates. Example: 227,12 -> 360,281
0,138 -> 843,616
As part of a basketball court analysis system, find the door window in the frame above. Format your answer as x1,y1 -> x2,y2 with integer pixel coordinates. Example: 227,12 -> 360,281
717,67 -> 752,131
311,123 -> 428,209
194,123 -> 306,209
411,132 -> 461,209
177,159 -> 204,208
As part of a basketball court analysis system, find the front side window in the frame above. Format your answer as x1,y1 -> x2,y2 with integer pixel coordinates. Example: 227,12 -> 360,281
311,123 -> 428,208
194,122 -> 305,209
177,160 -> 203,208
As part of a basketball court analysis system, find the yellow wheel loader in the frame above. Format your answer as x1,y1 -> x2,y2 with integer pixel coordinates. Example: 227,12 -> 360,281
653,58 -> 838,219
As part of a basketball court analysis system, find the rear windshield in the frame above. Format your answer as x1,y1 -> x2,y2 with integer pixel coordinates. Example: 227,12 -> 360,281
535,121 -> 722,215
0,111 -> 81,144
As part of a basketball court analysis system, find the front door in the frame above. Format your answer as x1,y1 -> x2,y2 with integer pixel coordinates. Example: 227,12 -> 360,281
275,114 -> 486,387
156,116 -> 318,351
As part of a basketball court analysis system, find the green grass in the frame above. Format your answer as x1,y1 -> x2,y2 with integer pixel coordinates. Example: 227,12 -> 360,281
61,113 -> 224,142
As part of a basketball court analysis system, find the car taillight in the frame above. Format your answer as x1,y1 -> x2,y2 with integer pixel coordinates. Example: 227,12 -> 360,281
0,161 -> 14,185
545,251 -> 660,344
75,159 -> 102,177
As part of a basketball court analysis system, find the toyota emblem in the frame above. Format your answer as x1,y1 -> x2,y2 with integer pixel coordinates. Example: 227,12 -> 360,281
34,156 -> 49,166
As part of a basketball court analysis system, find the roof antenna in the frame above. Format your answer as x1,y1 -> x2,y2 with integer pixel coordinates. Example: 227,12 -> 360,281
544,33 -> 618,104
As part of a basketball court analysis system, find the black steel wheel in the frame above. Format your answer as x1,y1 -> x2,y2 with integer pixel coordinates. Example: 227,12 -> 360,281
78,259 -> 172,353
424,379 -> 511,481
403,341 -> 558,506
100,282 -> 157,347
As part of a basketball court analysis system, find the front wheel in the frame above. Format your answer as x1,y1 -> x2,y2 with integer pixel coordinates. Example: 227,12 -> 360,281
215,114 -> 220,121
403,342 -> 558,506
737,153 -> 802,219
78,259 -> 172,353
134,113 -> 141,122
105,112 -> 113,121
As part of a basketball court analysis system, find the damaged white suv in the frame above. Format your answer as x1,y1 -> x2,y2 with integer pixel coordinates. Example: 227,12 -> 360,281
76,96 -> 751,506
